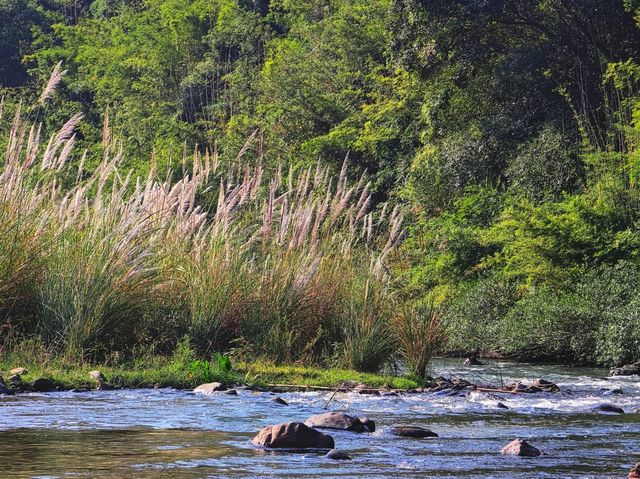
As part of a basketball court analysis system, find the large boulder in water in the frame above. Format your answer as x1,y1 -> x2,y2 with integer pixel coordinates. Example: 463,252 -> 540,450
610,362 -> 640,377
390,425 -> 438,438
305,412 -> 374,432
501,438 -> 542,457
194,382 -> 227,394
252,422 -> 335,449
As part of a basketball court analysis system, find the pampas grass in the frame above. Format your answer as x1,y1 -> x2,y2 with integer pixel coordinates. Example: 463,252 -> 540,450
0,68 -> 412,370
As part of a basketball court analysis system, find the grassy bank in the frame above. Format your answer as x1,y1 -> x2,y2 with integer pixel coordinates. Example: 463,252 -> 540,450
0,356 -> 420,392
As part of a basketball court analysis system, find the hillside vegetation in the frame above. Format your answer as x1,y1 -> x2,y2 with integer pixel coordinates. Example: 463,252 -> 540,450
2,0 -> 640,369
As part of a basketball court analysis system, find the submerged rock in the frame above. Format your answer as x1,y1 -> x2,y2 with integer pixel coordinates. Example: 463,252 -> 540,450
194,382 -> 227,394
305,412 -> 374,433
610,363 -> 640,377
32,378 -> 56,392
603,388 -> 624,396
271,397 -> 289,406
629,463 -> 640,478
390,425 -> 438,438
252,422 -> 335,449
592,403 -> 624,414
501,438 -> 542,457
496,402 -> 509,409
325,449 -> 352,460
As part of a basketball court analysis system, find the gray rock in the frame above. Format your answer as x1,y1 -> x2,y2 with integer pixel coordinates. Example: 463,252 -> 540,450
326,449 -> 352,460
9,368 -> 28,376
390,425 -> 438,438
592,403 -> 624,414
271,397 -> 288,406
603,388 -> 624,396
496,402 -> 509,409
501,438 -> 542,457
305,412 -> 374,433
223,389 -> 238,396
194,382 -> 227,394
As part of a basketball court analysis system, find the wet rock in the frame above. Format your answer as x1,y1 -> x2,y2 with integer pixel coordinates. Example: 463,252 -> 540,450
70,388 -> 90,393
32,378 -> 56,392
500,438 -> 542,457
194,382 -> 227,394
381,391 -> 399,397
8,374 -> 21,384
271,397 -> 288,406
223,389 -> 238,396
603,388 -> 624,396
325,449 -> 352,460
359,417 -> 375,433
532,379 -> 560,392
355,388 -> 380,396
496,402 -> 509,409
629,463 -> 640,478
592,403 -> 624,414
0,379 -> 14,395
305,412 -> 374,433
464,355 -> 484,366
252,422 -> 335,449
9,367 -> 28,376
390,425 -> 438,438
610,362 -> 640,377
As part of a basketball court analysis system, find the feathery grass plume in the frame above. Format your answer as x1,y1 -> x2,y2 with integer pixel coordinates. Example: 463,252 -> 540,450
0,86 -> 406,363
38,61 -> 67,104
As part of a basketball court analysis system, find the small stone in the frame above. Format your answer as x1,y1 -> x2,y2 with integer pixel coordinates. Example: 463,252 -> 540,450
194,382 -> 227,394
326,449 -> 352,460
496,402 -> 509,409
9,368 -> 28,376
501,438 -> 541,457
89,370 -> 106,382
390,425 -> 438,438
271,397 -> 288,406
223,389 -> 238,396
32,378 -> 56,392
592,403 -> 624,414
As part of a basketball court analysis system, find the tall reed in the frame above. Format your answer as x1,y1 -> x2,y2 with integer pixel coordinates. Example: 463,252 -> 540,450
0,66 -> 407,369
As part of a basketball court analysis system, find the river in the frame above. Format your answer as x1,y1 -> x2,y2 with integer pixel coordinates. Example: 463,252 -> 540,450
1,360 -> 638,478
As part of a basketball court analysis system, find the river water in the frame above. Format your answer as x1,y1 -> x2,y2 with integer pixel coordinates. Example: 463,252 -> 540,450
1,360 -> 638,478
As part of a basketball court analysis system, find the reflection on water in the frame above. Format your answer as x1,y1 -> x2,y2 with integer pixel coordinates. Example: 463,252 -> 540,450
1,360 -> 639,478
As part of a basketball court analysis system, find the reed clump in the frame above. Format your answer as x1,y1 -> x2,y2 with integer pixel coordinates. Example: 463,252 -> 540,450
0,69 -> 441,373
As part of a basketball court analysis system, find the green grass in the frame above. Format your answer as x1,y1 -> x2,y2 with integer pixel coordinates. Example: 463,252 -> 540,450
0,356 -> 420,391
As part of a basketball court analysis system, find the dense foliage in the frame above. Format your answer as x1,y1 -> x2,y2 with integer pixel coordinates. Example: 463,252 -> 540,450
3,0 -> 640,367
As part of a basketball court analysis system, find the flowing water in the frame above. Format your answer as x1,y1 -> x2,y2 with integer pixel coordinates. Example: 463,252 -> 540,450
1,360 -> 639,478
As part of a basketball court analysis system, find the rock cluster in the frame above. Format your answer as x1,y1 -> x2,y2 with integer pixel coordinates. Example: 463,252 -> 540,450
610,362 -> 640,377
